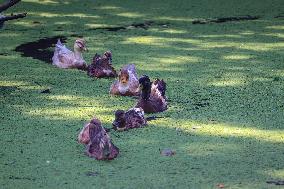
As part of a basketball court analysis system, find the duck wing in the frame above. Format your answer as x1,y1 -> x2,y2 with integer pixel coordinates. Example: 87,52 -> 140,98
86,124 -> 119,160
52,39 -> 74,68
121,64 -> 137,78
125,108 -> 146,129
55,39 -> 72,54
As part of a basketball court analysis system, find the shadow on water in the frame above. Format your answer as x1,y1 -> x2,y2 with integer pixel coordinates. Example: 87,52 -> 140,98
14,36 -> 67,63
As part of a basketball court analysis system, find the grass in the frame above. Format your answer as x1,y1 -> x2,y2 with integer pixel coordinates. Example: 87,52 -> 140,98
0,0 -> 284,188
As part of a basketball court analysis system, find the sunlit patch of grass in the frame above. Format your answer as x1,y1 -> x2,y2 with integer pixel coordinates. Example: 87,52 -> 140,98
122,36 -> 164,45
24,0 -> 64,5
264,33 -> 284,38
160,117 -> 284,143
123,36 -> 201,47
25,106 -> 105,120
199,34 -> 243,38
116,12 -> 144,18
85,23 -> 112,28
238,42 -> 284,51
209,79 -> 246,87
29,12 -> 99,19
223,54 -> 252,60
96,5 -> 121,10
130,56 -> 198,72
0,33 -> 20,37
265,25 -> 284,30
157,16 -> 191,22
0,80 -> 33,88
264,169 -> 284,179
199,123 -> 284,143
150,28 -> 187,34
239,31 -> 255,35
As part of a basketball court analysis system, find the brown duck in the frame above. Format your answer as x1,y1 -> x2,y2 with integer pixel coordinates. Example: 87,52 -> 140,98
109,64 -> 139,96
87,51 -> 117,78
112,107 -> 147,131
135,75 -> 167,113
78,117 -> 119,160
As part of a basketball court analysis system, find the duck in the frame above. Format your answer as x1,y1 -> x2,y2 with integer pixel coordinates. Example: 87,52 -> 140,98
112,107 -> 147,131
78,117 -> 119,160
135,75 -> 167,113
109,64 -> 139,96
87,51 -> 117,78
52,38 -> 88,70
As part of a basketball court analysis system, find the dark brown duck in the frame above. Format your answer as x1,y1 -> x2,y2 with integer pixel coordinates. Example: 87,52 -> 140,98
87,51 -> 117,78
78,117 -> 119,160
112,107 -> 147,131
135,75 -> 167,113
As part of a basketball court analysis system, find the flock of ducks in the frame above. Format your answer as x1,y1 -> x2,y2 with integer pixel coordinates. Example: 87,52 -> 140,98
52,38 -> 168,160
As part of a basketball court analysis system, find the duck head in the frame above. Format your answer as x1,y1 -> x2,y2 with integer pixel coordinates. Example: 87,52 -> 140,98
74,38 -> 88,52
112,110 -> 126,131
119,69 -> 129,85
139,75 -> 152,100
78,117 -> 102,145
90,117 -> 102,126
89,119 -> 106,140
103,51 -> 112,64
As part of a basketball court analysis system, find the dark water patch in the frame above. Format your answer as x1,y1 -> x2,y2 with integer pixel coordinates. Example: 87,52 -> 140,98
0,53 -> 9,56
14,36 -> 67,63
9,176 -> 36,181
273,76 -> 281,82
88,21 -> 168,32
192,98 -> 210,109
193,102 -> 210,108
192,15 -> 260,24
32,21 -> 41,24
275,13 -> 284,18
70,34 -> 83,38
266,180 -> 284,185
40,88 -> 51,93
0,86 -> 19,96
85,171 -> 99,177
146,116 -> 165,121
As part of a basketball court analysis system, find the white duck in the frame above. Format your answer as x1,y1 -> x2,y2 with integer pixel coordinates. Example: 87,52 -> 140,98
52,38 -> 88,69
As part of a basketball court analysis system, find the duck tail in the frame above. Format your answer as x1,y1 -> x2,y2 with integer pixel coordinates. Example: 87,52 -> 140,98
55,39 -> 63,49
122,64 -> 137,75
154,79 -> 166,97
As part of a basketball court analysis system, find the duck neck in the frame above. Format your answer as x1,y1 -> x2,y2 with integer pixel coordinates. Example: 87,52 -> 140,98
74,50 -> 83,60
141,84 -> 151,100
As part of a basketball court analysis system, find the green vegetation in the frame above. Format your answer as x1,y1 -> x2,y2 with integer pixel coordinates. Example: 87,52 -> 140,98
1,0 -> 284,188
